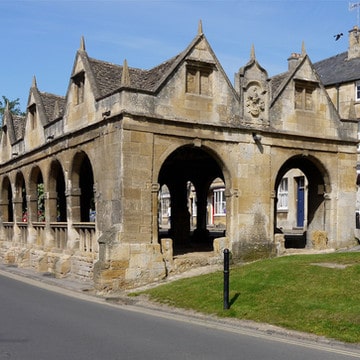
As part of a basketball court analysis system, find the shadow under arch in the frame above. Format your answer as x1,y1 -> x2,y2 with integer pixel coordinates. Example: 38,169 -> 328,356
70,151 -> 95,222
0,176 -> 13,222
15,171 -> 27,223
28,165 -> 44,222
48,159 -> 67,222
274,154 -> 330,248
158,144 -> 228,254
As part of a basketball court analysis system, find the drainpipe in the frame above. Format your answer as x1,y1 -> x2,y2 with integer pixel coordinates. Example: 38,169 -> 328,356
336,83 -> 340,112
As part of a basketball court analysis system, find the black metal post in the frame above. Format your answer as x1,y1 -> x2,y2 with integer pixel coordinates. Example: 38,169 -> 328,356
223,248 -> 230,310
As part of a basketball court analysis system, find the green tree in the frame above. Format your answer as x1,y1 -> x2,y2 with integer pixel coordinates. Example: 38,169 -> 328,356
0,96 -> 24,123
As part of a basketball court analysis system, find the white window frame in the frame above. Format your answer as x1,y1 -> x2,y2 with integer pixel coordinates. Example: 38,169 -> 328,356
213,188 -> 226,216
355,81 -> 360,101
277,178 -> 288,211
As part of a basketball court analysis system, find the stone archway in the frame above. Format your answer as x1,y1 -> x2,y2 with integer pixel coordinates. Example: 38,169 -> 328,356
158,145 -> 225,254
70,151 -> 95,223
48,160 -> 67,222
274,155 -> 330,249
0,176 -> 13,222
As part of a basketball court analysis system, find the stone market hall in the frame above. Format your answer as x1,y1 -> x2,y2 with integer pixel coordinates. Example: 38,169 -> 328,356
0,22 -> 358,291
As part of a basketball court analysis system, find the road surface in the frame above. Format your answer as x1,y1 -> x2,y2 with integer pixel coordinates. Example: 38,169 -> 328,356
0,271 -> 359,360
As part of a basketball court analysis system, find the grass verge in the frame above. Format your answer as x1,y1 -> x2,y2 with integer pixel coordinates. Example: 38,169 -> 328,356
138,252 -> 360,343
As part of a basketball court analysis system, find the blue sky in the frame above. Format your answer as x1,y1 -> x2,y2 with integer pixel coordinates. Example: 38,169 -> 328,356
0,0 -> 357,111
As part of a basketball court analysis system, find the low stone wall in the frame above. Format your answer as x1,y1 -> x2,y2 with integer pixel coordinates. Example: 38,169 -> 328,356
0,240 -> 96,281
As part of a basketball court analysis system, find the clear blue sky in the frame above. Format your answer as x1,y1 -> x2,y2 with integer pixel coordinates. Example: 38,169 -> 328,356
0,0 -> 357,112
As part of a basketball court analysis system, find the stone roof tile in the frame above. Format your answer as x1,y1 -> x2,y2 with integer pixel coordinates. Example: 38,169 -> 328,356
12,115 -> 26,141
314,52 -> 360,86
269,71 -> 289,98
39,92 -> 65,121
88,54 -> 181,98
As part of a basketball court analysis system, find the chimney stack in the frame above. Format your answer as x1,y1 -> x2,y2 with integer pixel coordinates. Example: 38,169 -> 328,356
287,53 -> 301,71
348,26 -> 360,60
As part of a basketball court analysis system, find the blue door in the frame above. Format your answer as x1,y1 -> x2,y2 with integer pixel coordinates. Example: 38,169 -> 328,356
297,177 -> 305,227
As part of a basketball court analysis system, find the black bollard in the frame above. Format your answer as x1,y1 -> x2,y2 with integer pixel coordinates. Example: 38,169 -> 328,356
223,248 -> 230,310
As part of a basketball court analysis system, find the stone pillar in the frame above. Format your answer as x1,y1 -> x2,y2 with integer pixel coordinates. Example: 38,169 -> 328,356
26,192 -> 38,245
13,196 -> 23,223
193,189 -> 209,242
12,196 -> 24,244
46,191 -> 58,222
65,188 -> 82,249
151,183 -> 160,244
170,181 -> 190,249
27,191 -> 38,223
66,188 -> 81,223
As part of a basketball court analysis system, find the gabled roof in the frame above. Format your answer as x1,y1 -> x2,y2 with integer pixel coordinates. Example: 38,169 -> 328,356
39,92 -> 65,121
27,77 -> 65,125
12,114 -> 26,141
313,51 -> 360,86
269,55 -> 310,106
269,71 -> 289,98
87,53 -> 181,98
78,21 -> 235,100
2,107 -> 25,144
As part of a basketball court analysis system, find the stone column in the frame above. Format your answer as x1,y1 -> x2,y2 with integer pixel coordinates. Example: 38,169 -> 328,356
193,188 -> 209,242
170,181 -> 190,249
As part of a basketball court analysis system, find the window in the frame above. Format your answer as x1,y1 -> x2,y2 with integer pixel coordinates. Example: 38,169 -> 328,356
294,80 -> 316,110
213,188 -> 226,215
355,81 -> 360,101
28,104 -> 37,129
186,62 -> 213,96
277,178 -> 288,210
73,72 -> 85,105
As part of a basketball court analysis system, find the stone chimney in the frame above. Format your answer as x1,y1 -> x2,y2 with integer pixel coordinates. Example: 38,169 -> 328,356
287,53 -> 301,71
348,26 -> 360,60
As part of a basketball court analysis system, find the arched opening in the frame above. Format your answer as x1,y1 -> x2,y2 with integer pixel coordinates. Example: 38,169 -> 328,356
158,145 -> 225,254
1,177 -> 13,222
15,172 -> 27,222
71,152 -> 95,222
29,167 -> 45,222
274,156 -> 329,249
48,160 -> 67,222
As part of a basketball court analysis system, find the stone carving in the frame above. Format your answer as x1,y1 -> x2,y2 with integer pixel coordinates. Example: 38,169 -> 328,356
245,86 -> 265,118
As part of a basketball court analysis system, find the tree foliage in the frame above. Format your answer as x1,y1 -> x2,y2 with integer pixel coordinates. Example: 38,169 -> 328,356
0,96 -> 25,122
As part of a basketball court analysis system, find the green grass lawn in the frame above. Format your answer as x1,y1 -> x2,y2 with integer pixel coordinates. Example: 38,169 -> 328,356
138,252 -> 360,343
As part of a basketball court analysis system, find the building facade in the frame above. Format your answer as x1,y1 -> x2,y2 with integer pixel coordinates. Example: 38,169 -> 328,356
0,23 -> 358,291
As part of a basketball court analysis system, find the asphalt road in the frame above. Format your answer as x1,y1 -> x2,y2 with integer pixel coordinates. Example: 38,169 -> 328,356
0,272 -> 359,360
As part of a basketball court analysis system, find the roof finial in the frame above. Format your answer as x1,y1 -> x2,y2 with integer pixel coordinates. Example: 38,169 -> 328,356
32,75 -> 37,88
301,41 -> 306,56
80,36 -> 86,51
250,44 -> 256,61
121,59 -> 131,86
198,19 -> 203,35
